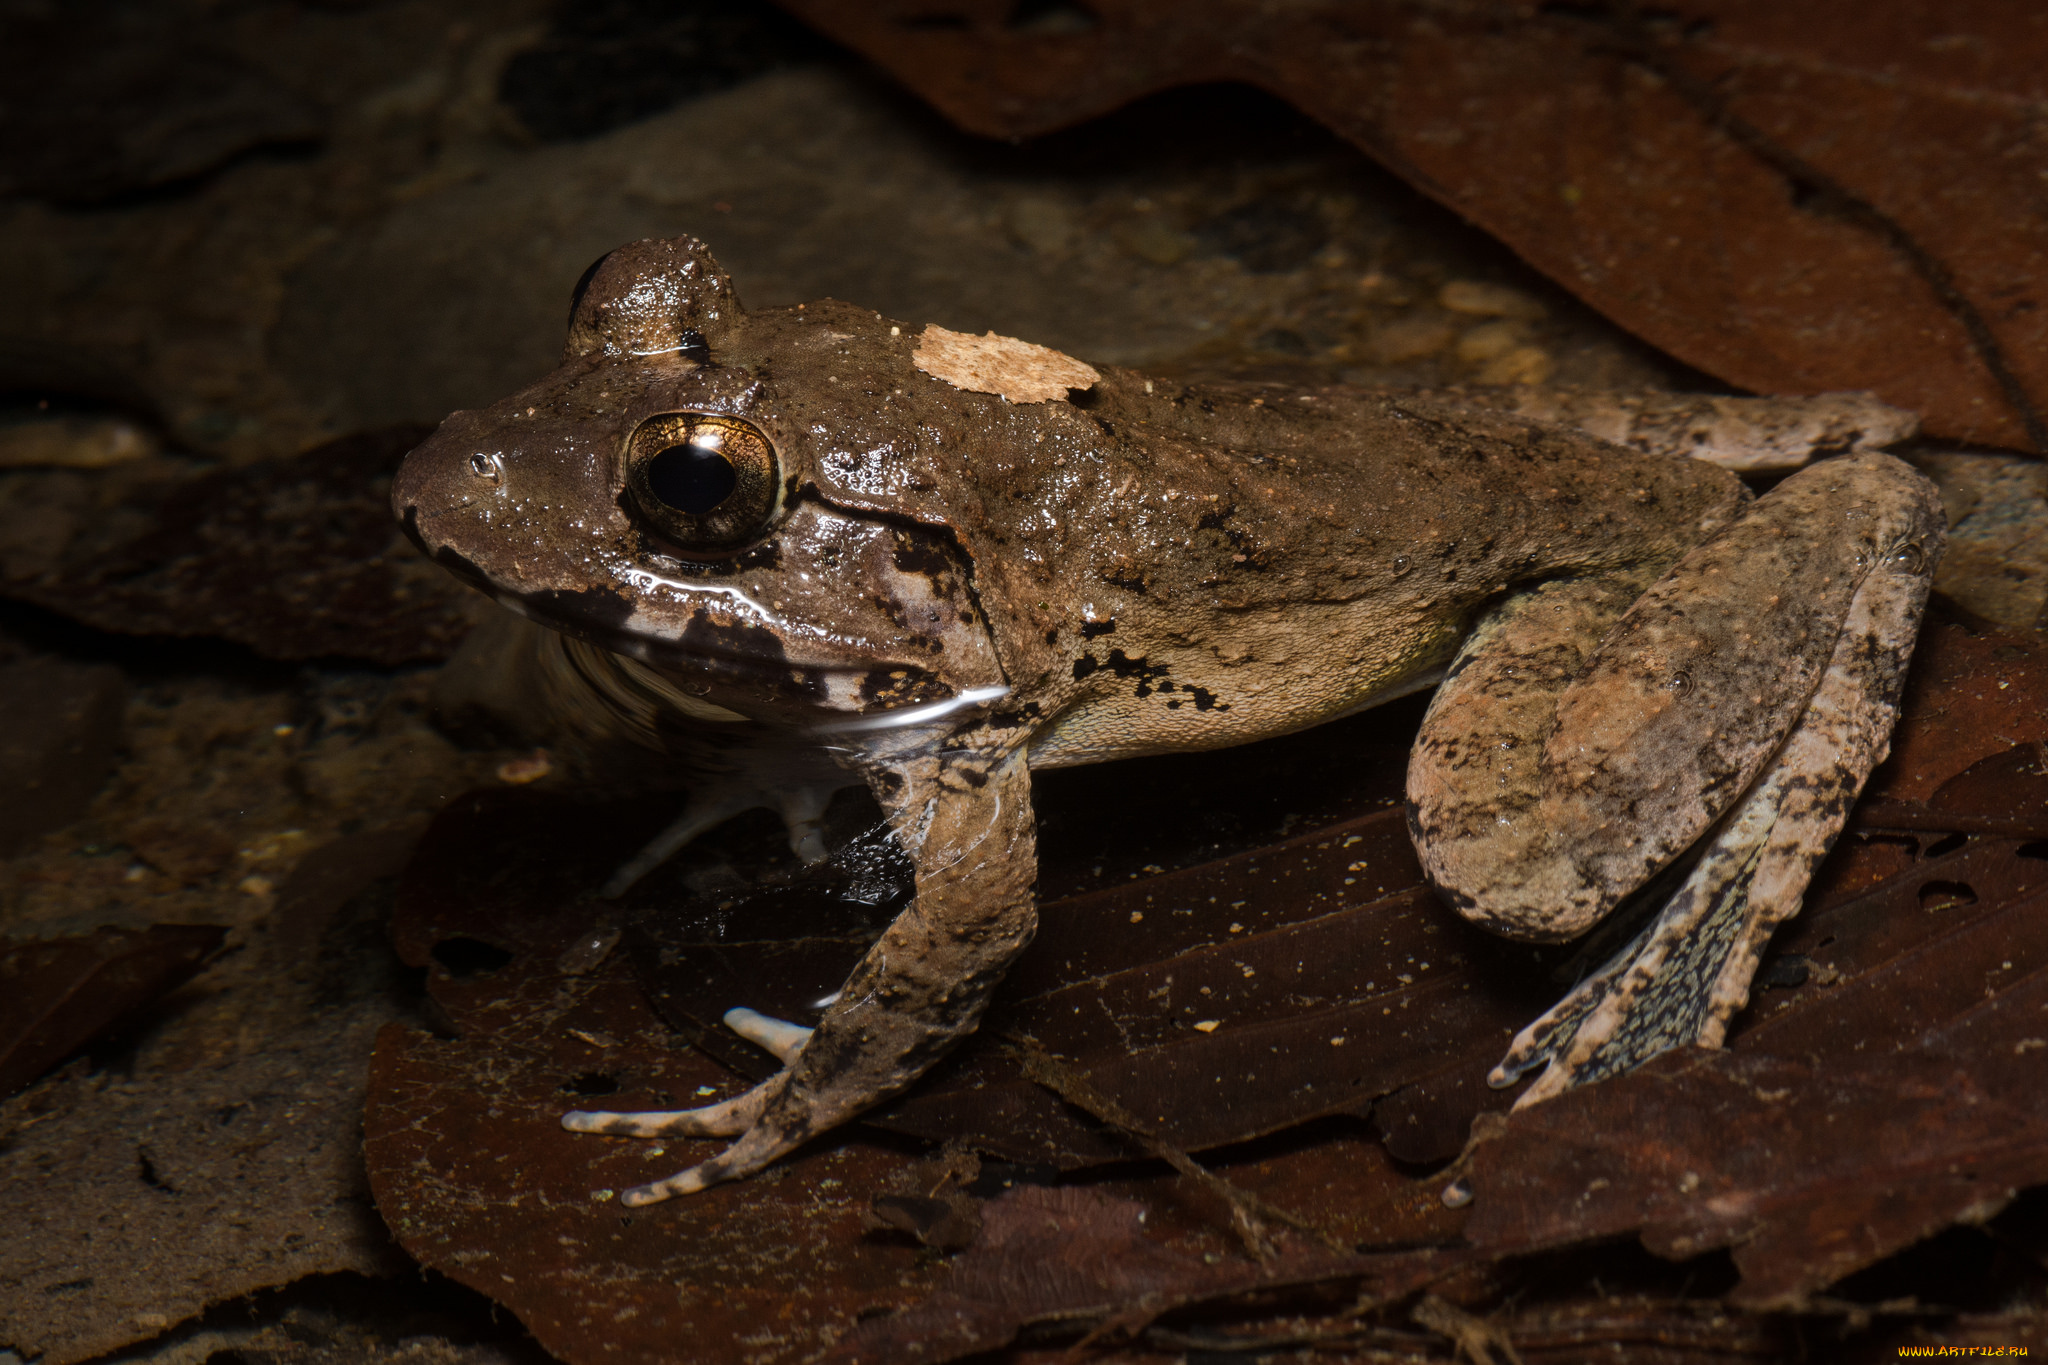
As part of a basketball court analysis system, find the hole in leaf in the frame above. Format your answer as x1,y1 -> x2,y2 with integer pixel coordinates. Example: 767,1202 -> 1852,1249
2018,840 -> 2048,861
1925,832 -> 1969,859
1919,880 -> 1978,912
561,1072 -> 621,1097
431,936 -> 515,976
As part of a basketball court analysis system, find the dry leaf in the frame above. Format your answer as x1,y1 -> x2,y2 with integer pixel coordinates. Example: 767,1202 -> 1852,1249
913,324 -> 1100,403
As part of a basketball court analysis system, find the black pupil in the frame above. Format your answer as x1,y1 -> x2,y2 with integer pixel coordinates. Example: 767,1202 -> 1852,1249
646,440 -> 737,515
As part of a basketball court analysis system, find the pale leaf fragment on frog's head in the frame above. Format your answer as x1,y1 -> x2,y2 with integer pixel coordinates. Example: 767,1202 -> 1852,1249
912,324 -> 1100,404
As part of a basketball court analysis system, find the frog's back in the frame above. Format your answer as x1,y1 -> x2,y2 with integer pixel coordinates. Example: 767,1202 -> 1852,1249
996,373 -> 1752,769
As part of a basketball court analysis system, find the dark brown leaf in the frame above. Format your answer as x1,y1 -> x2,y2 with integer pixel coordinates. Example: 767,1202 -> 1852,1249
1462,977 -> 2048,1309
0,923 -> 226,1098
781,0 -> 2048,450
1929,741 -> 2048,834
1859,614 -> 2048,810
271,819 -> 434,960
1456,823 -> 2048,1302
1,427 -> 479,665
365,612 -> 2048,1354
827,1184 -> 1449,1365
362,790 -> 950,1365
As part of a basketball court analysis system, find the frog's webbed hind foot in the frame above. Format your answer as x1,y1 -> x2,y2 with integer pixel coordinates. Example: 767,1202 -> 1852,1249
1410,452 -> 1944,1107
1490,809 -> 1777,1101
560,1007 -> 813,1145
563,1067 -> 801,1205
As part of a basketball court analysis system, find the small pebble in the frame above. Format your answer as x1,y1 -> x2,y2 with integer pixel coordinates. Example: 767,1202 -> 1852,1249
1438,279 -> 1547,321
496,750 -> 553,784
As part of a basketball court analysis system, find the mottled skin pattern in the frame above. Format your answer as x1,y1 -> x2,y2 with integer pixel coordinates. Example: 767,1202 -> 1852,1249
392,236 -> 1943,1203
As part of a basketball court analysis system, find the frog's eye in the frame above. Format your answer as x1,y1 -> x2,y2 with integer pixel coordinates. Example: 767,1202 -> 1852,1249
624,414 -> 781,554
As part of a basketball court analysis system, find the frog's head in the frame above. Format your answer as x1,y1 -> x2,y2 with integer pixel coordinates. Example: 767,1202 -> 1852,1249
392,236 -> 1011,730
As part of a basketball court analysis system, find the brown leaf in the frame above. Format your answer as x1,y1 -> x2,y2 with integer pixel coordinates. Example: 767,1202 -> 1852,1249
1458,829 -> 2048,1305
782,0 -> 2048,450
362,790 -> 951,1365
1928,742 -> 2048,834
2,427 -> 479,665
637,804 -> 1558,1168
0,923 -> 226,1098
0,1 -> 323,204
830,1184 -> 1429,1364
0,1010 -> 403,1364
1864,615 -> 2048,807
1462,1004 -> 2048,1310
364,615 -> 2048,1353
363,767 -> 1474,1364
271,819 -> 434,960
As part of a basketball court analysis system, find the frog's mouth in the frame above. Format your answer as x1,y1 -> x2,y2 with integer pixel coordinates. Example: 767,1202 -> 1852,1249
500,581 -> 995,730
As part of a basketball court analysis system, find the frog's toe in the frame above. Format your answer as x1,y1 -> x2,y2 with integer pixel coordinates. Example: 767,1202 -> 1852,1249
561,1074 -> 777,1138
722,1005 -> 813,1063
618,1120 -> 800,1206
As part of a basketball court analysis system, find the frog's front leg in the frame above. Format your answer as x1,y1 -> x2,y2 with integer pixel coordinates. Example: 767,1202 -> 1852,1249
1408,452 -> 1944,1104
564,735 -> 1037,1204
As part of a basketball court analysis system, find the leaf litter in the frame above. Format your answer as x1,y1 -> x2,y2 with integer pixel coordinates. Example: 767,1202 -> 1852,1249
358,606 -> 2048,1361
782,0 -> 2048,455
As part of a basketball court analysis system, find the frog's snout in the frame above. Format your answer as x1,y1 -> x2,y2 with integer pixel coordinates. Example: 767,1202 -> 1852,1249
390,421 -> 501,591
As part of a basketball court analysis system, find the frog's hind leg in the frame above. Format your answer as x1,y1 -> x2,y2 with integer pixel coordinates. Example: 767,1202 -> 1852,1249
1408,451 -> 1943,1106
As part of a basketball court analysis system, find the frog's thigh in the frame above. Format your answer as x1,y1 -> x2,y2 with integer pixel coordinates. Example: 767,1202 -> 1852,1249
1410,453 -> 1943,1098
595,743 -> 1040,1205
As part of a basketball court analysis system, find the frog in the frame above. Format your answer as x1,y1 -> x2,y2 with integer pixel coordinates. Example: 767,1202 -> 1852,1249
392,235 -> 1943,1206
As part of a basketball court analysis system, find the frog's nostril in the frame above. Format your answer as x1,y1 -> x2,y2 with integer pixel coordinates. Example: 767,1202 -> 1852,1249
648,442 -> 737,514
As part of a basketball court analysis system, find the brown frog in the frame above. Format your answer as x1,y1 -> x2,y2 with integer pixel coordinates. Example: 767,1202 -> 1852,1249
393,236 -> 1943,1205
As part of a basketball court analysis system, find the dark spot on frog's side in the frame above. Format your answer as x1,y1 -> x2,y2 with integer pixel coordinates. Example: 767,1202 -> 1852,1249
1080,618 -> 1116,639
872,593 -> 910,630
1072,647 -> 1173,698
989,702 -> 1042,729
